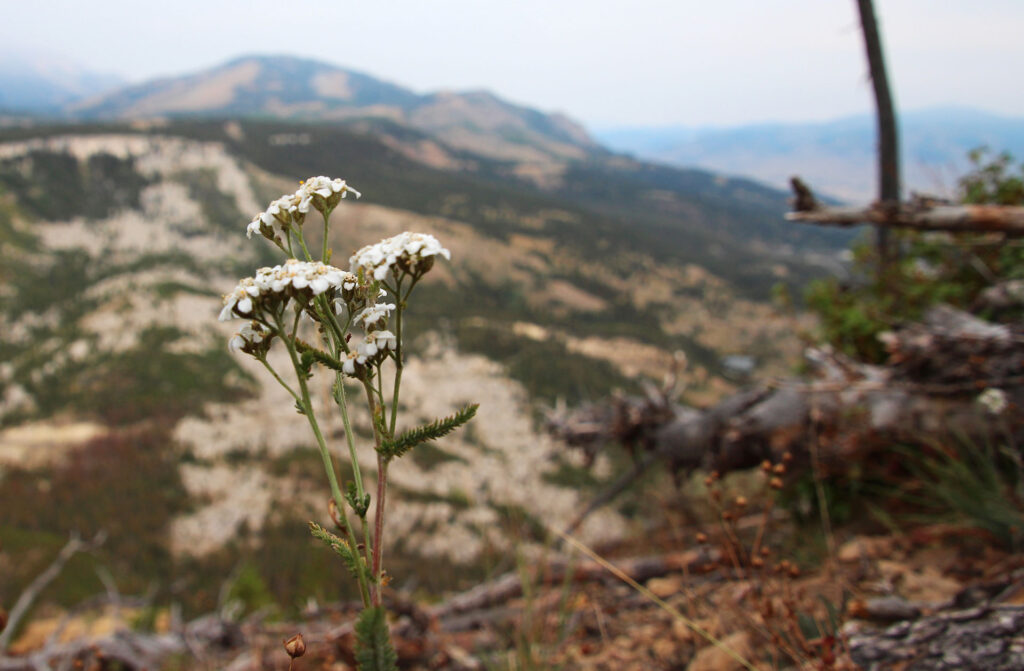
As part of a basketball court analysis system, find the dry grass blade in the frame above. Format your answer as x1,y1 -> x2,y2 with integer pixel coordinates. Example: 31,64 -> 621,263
556,529 -> 763,671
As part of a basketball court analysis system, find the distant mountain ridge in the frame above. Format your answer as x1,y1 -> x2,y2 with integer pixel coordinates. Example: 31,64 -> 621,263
65,55 -> 599,164
0,51 -> 123,112
596,108 -> 1024,202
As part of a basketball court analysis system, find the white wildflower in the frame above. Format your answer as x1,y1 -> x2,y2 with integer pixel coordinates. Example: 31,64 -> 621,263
248,177 -> 359,240
350,232 -> 450,282
373,330 -> 397,351
354,302 -> 396,329
220,259 -> 348,321
356,330 -> 397,360
248,193 -> 302,240
341,350 -> 368,376
297,176 -> 361,215
229,321 -> 273,356
978,388 -> 1009,415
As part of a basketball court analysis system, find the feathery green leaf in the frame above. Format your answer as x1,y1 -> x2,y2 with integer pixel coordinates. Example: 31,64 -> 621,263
379,404 -> 479,460
309,521 -> 367,580
354,607 -> 398,671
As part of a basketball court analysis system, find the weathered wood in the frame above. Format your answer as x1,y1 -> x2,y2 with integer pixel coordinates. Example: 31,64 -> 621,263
0,532 -> 105,651
845,605 -> 1024,670
787,202 -> 1024,234
857,0 -> 901,262
550,306 -> 1024,487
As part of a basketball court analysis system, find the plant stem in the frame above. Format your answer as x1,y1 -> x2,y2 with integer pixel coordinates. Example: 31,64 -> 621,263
389,303 -> 404,436
321,209 -> 333,262
372,455 -> 389,606
279,317 -> 372,607
334,374 -> 367,503
295,227 -> 313,261
259,357 -> 300,404
363,380 -> 388,606
387,276 -> 417,435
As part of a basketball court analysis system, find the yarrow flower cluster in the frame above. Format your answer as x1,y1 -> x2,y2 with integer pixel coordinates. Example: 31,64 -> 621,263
350,232 -> 451,281
229,321 -> 274,356
341,330 -> 399,375
219,259 -> 353,321
218,176 -> 474,667
247,176 -> 361,242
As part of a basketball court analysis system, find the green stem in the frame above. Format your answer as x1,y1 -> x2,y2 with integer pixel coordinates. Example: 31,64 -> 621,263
278,317 -> 372,607
388,276 -> 421,435
321,300 -> 349,352
389,305 -> 403,436
334,374 -> 367,503
362,380 -> 388,606
258,357 -> 300,404
321,208 -> 333,262
295,228 -> 313,261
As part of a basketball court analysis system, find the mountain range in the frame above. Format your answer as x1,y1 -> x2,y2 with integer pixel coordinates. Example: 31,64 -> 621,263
596,108 -> 1024,202
0,51 -> 123,112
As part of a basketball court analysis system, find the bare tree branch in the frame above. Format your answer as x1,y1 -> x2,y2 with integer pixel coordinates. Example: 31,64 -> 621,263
0,532 -> 106,651
787,188 -> 1024,235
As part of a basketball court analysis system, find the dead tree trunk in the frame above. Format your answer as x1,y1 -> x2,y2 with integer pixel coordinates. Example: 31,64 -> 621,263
857,0 -> 901,263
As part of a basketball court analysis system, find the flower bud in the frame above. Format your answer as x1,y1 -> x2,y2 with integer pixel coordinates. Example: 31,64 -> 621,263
284,633 -> 306,659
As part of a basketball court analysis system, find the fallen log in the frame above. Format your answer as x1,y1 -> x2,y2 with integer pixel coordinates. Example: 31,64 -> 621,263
549,305 -> 1024,525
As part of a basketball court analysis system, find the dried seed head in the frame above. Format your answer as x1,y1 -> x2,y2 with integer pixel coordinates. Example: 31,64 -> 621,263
782,452 -> 793,463
769,477 -> 784,490
695,532 -> 708,544
734,496 -> 748,508
751,557 -> 765,568
760,460 -> 772,473
772,463 -> 786,475
760,546 -> 771,557
284,634 -> 306,659
788,565 -> 801,578
722,511 -> 734,521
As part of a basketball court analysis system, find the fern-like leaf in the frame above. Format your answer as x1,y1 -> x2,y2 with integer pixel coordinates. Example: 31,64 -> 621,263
379,404 -> 479,460
309,522 -> 366,580
354,607 -> 398,671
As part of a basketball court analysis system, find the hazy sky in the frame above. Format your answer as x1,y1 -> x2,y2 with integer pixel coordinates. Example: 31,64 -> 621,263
3,0 -> 1023,128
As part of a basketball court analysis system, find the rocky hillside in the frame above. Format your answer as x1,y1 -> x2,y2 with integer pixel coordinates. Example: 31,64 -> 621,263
0,115 -> 842,615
